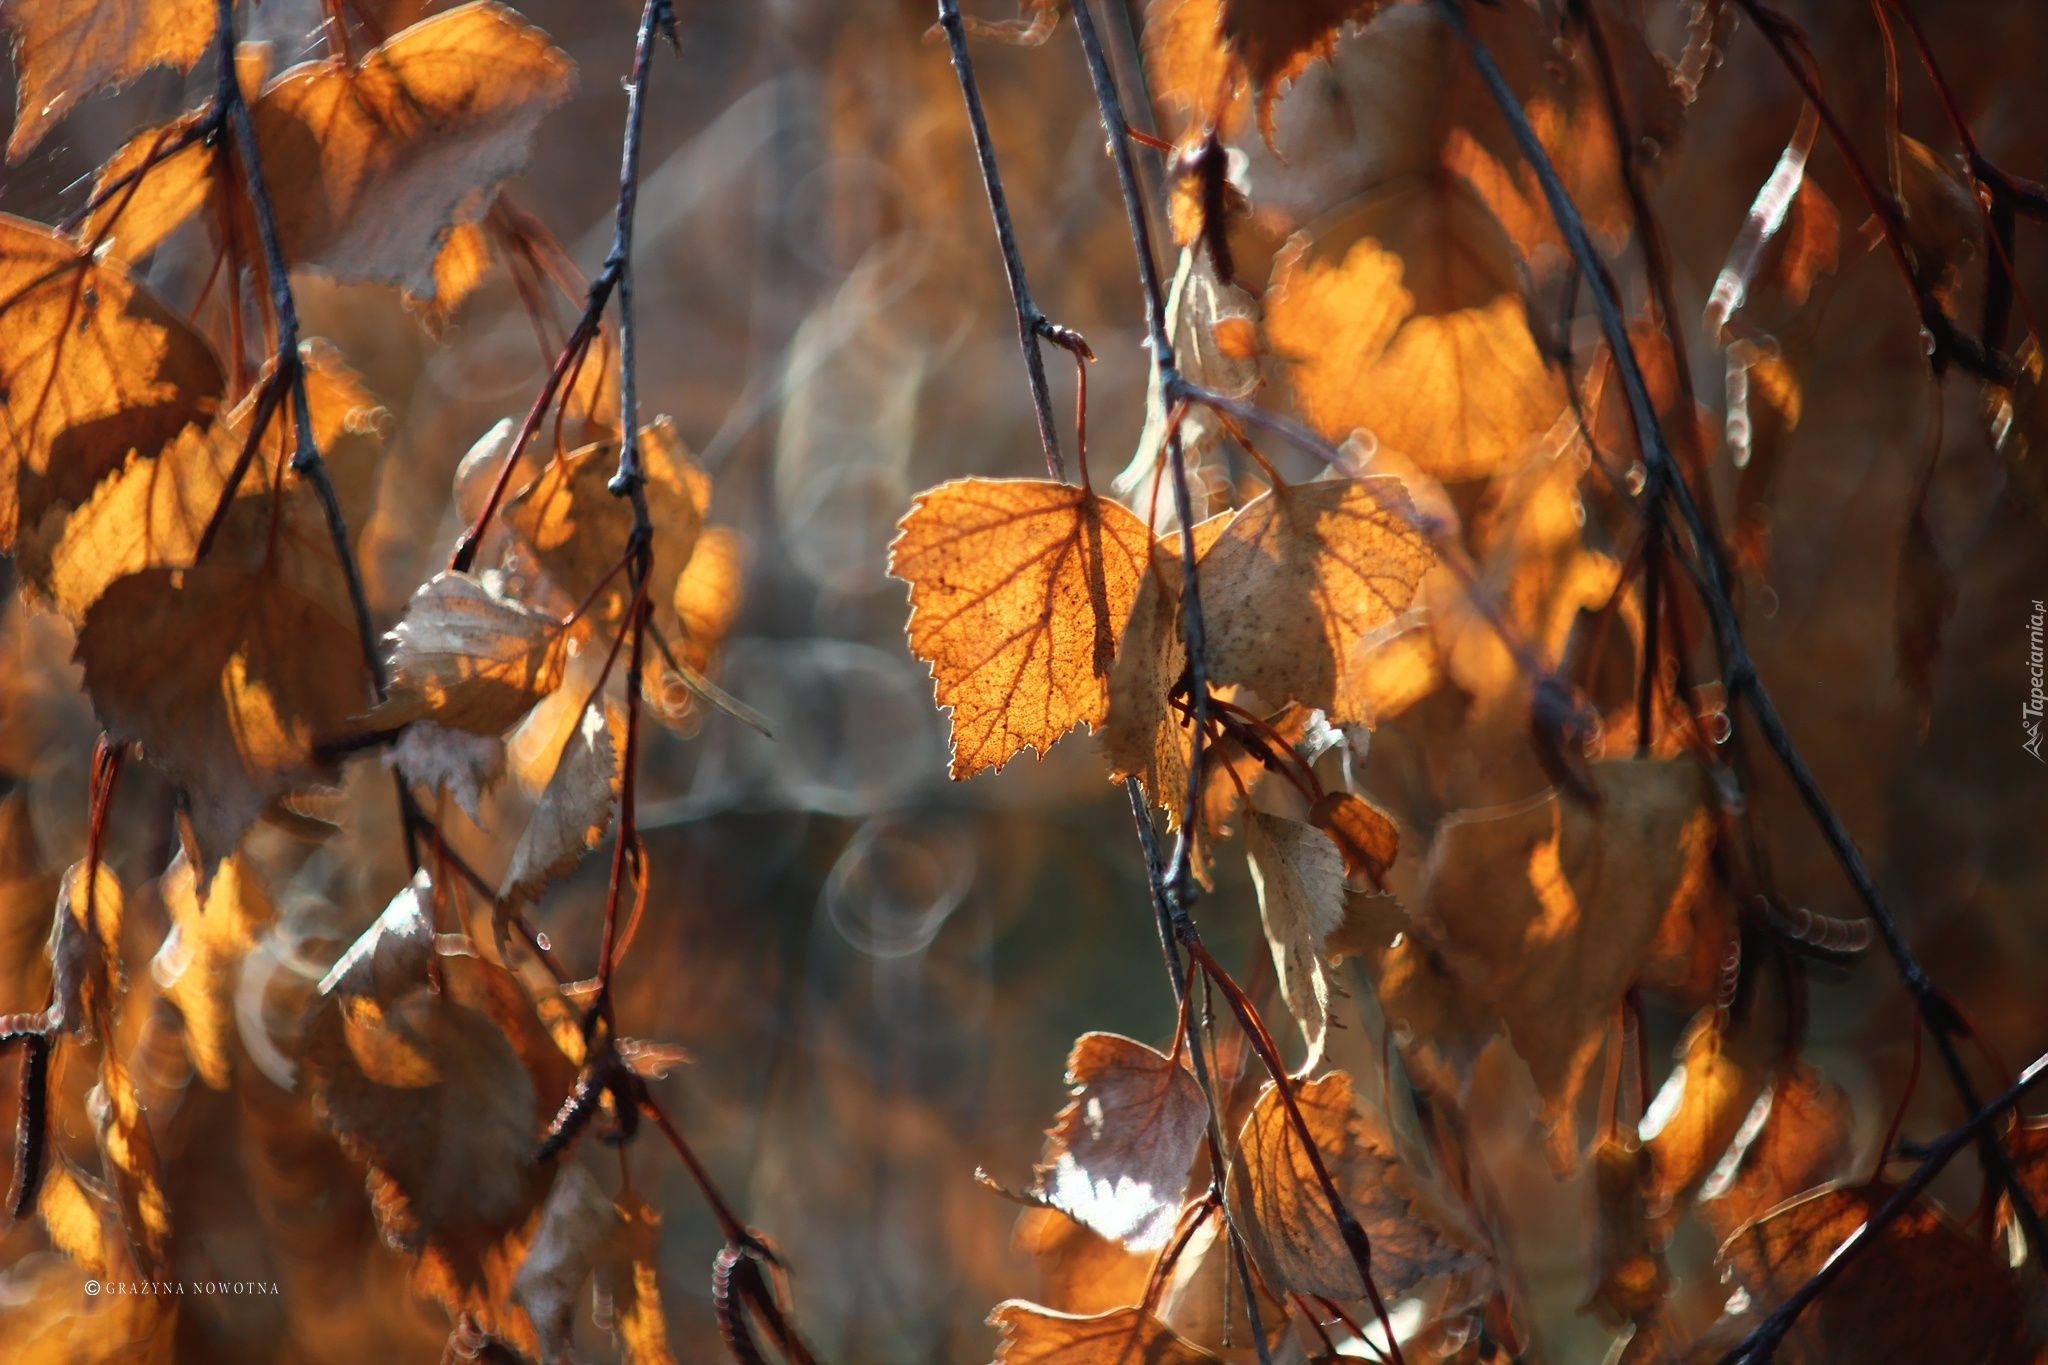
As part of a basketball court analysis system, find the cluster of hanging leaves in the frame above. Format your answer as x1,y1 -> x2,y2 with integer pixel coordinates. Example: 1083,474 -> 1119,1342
890,1 -> 2048,1362
0,1 -> 757,1360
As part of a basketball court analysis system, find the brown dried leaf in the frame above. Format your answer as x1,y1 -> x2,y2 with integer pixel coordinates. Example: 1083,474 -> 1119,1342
372,572 -> 567,734
1377,760 -> 1715,1171
77,554 -> 370,871
387,721 -> 506,828
499,700 -> 624,905
155,850 -> 275,1089
49,858 -> 122,1037
891,478 -> 1153,778
1580,1137 -> 1667,1330
989,1302 -> 1222,1365
1199,476 -> 1434,725
1029,1032 -> 1205,1251
1014,1207 -> 1152,1317
251,2 -> 574,300
1641,996 -> 1785,1227
603,1191 -> 677,1365
1309,789 -> 1398,888
92,1040 -> 171,1278
79,112 -> 215,264
0,0 -> 214,160
1265,192 -> 1565,483
1244,809 -> 1346,1070
1155,1209 -> 1291,1361
514,1163 -> 620,1364
0,214 -> 224,549
1717,1182 -> 2031,1365
1893,135 -> 1980,315
1695,1063 -> 1854,1246
1227,1070 -> 1485,1302
670,524 -> 748,674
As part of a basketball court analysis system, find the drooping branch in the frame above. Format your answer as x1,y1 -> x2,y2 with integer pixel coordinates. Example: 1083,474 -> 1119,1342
1432,0 -> 2048,1271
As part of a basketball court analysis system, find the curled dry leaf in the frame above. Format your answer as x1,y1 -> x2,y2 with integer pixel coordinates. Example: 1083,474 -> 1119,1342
1227,1070 -> 1484,1302
1715,1182 -> 2031,1365
387,721 -> 506,828
1198,476 -> 1434,726
1028,1032 -> 1205,1251
304,874 -> 574,1347
0,214 -> 223,551
1121,245 -> 1261,514
371,572 -> 567,734
499,700 -> 624,905
513,1162 -> 621,1364
989,1302 -> 1222,1365
154,851 -> 276,1089
890,478 -> 1152,778
0,0 -> 214,160
1243,809 -> 1346,1070
1377,760 -> 1715,1171
250,1 -> 574,301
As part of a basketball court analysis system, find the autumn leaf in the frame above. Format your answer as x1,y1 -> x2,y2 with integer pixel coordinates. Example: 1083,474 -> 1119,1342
670,524 -> 748,674
1120,246 -> 1261,513
1028,1032 -> 1205,1251
1227,1070 -> 1484,1302
0,214 -> 224,550
371,572 -> 567,734
1154,1208 -> 1292,1360
1376,760 -> 1716,1171
153,851 -> 275,1089
1243,809 -> 1346,1070
1309,789 -> 1398,888
79,111 -> 216,264
0,0 -> 214,160
1198,476 -> 1434,726
513,1164 -> 620,1363
77,555 -> 370,871
989,1302 -> 1222,1365
388,721 -> 508,828
890,478 -> 1152,778
250,2 -> 574,301
602,1192 -> 678,1365
1640,988 -> 1788,1228
499,700 -> 624,905
1694,1063 -> 1854,1246
1142,0 -> 1390,144
1716,1182 -> 2031,1365
1580,1137 -> 1666,1330
1013,1207 -> 1152,1317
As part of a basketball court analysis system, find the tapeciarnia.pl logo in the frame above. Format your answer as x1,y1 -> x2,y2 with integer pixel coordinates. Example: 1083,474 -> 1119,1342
2027,598 -> 2045,762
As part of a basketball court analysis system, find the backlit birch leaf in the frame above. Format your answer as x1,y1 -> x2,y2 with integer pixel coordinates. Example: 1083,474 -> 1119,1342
1641,995 -> 1785,1226
1142,0 -> 1391,144
514,1163 -> 620,1364
0,0 -> 214,160
1716,1183 -> 2031,1365
1244,809 -> 1346,1070
1228,1070 -> 1485,1302
1014,1208 -> 1152,1316
1120,246 -> 1261,510
1309,789 -> 1398,888
1377,760 -> 1715,1171
0,214 -> 224,549
91,1040 -> 171,1278
1198,476 -> 1434,725
499,700 -> 624,905
602,1192 -> 677,1365
1144,0 -> 1246,136
36,339 -> 385,621
49,859 -> 122,1037
1266,202 -> 1565,484
1102,516 -> 1231,824
250,2 -> 574,300
506,417 -> 706,620
154,850 -> 275,1089
387,721 -> 506,828
1027,1032 -> 1205,1252
79,111 -> 215,264
989,1303 -> 1222,1365
890,478 -> 1152,778
1695,1063 -> 1854,1246
371,572 -> 566,734
1156,1209 -> 1292,1361
670,524 -> 748,674
76,556 -> 371,871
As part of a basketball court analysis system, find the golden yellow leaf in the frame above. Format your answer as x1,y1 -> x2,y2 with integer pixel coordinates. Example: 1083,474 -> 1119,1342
1377,760 -> 1715,1171
371,572 -> 566,734
0,214 -> 223,549
1144,0 -> 1245,137
1014,1207 -> 1152,1317
1266,199 -> 1565,483
79,112 -> 215,264
1695,1063 -> 1854,1247
251,2 -> 574,300
1029,1032 -> 1205,1251
1640,999 -> 1783,1227
890,478 -> 1152,778
0,0 -> 214,160
1244,809 -> 1346,1070
154,851 -> 275,1089
1227,1070 -> 1484,1301
1198,476 -> 1434,725
93,1040 -> 171,1277
1309,789 -> 1399,888
989,1303 -> 1222,1365
604,1192 -> 677,1365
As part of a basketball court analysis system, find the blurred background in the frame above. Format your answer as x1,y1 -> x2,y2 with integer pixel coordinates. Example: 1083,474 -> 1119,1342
1,0 -> 2046,1361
